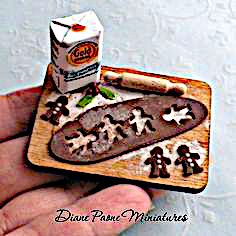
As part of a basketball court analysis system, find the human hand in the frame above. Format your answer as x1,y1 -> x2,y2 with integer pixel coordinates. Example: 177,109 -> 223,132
0,87 -> 154,235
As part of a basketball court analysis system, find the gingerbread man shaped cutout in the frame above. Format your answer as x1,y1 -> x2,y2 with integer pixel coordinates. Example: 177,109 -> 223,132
40,96 -> 69,125
98,114 -> 127,144
129,108 -> 155,136
144,146 -> 171,178
175,145 -> 203,177
66,131 -> 97,155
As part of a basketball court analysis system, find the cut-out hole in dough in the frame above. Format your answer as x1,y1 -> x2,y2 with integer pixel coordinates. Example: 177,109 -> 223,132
98,114 -> 126,144
65,130 -> 97,155
162,104 -> 195,125
129,107 -> 155,136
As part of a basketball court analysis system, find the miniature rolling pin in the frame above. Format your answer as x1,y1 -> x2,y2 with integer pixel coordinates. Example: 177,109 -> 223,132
103,71 -> 187,96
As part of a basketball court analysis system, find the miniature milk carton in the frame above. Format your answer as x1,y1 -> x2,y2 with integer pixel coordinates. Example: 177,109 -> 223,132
50,11 -> 104,93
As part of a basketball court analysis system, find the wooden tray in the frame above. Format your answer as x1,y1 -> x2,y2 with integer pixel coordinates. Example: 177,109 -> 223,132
27,64 -> 211,193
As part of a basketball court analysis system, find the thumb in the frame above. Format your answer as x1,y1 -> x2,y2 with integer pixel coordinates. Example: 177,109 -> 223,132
0,86 -> 42,142
9,184 -> 152,236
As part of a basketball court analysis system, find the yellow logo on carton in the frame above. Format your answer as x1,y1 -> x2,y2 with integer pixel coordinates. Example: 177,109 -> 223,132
67,42 -> 98,66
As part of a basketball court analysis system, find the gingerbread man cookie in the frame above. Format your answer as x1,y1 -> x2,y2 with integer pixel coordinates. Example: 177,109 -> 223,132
144,146 -> 171,178
175,145 -> 203,177
40,96 -> 69,125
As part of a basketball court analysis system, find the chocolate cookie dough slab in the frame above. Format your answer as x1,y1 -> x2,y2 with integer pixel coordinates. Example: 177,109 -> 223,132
50,96 -> 208,163
27,64 -> 211,193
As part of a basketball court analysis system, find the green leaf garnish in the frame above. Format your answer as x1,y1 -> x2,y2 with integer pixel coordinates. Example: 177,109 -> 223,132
76,95 -> 95,108
99,87 -> 116,100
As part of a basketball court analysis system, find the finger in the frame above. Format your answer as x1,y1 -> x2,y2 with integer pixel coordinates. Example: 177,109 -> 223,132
8,185 -> 152,236
0,180 -> 98,235
0,136 -> 63,206
145,188 -> 166,200
0,86 -> 42,142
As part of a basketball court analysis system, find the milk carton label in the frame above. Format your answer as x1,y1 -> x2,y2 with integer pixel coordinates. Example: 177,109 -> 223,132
50,11 -> 103,93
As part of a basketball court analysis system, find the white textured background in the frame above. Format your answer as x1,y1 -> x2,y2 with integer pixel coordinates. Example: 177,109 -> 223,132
1,0 -> 236,235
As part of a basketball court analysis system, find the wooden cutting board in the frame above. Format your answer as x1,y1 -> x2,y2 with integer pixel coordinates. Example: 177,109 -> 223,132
27,64 -> 211,193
